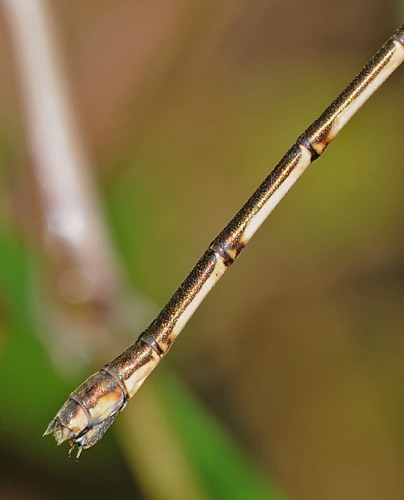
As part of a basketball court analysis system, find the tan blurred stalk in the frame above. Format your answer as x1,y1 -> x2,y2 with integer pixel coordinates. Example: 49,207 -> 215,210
2,0 -> 209,497
2,0 -> 145,369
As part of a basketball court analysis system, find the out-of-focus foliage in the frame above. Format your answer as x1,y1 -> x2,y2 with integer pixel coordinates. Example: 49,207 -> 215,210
0,1 -> 403,498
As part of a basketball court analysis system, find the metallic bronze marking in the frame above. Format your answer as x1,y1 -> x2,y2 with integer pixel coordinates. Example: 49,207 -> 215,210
213,144 -> 302,248
100,366 -> 130,401
108,338 -> 157,381
299,32 -> 399,154
68,394 -> 92,421
72,370 -> 125,413
146,250 -> 217,348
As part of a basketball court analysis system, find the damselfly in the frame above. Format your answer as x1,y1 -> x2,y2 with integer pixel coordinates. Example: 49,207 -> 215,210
45,24 -> 404,459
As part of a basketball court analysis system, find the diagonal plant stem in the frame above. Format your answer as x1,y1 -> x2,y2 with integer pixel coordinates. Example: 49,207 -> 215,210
2,0 -> 211,498
1,0 -> 151,369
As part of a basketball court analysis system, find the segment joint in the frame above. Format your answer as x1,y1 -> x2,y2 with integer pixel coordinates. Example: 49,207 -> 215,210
68,394 -> 92,422
209,242 -> 237,267
101,366 -> 130,401
139,332 -> 165,358
393,26 -> 404,46
298,136 -> 321,161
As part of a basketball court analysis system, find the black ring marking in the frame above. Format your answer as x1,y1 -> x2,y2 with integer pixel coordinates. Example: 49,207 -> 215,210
140,333 -> 164,357
68,394 -> 92,423
298,137 -> 320,161
209,243 -> 235,267
101,366 -> 130,401
393,29 -> 404,47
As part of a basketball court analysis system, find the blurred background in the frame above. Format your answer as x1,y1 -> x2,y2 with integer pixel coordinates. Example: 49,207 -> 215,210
0,1 -> 403,498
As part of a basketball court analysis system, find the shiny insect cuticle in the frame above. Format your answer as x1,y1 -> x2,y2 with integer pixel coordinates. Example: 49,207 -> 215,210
45,24 -> 404,458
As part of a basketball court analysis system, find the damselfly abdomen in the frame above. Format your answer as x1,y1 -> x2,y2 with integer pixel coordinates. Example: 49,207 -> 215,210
45,24 -> 404,458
